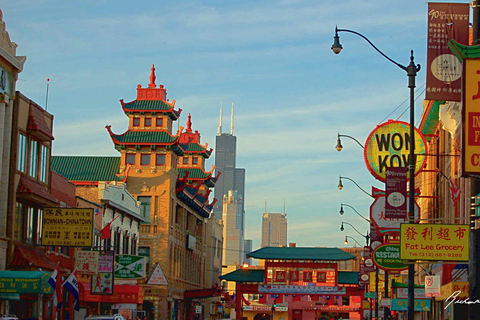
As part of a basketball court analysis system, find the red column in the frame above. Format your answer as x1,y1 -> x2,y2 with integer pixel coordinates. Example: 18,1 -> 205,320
235,282 -> 243,320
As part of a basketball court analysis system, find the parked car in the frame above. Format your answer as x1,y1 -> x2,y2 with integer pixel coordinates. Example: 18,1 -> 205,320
85,315 -> 125,320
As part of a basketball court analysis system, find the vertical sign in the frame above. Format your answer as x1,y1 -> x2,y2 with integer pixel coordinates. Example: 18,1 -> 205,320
385,167 -> 407,219
91,250 -> 114,295
463,59 -> 480,175
426,2 -> 469,101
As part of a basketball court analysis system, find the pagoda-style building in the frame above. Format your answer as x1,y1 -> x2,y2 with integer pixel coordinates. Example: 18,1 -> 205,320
106,65 -> 220,320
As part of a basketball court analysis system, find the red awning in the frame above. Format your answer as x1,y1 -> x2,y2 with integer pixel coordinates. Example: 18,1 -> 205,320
17,176 -> 58,205
11,245 -> 57,271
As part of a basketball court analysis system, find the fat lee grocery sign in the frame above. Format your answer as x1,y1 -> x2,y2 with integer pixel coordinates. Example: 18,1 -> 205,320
364,120 -> 427,182
400,224 -> 469,261
42,208 -> 94,247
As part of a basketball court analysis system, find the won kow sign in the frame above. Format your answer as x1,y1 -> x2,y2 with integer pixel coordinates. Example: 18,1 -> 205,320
364,120 -> 427,182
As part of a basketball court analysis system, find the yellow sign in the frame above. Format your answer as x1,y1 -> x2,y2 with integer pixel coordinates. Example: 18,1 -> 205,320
42,208 -> 94,247
463,59 -> 480,174
400,224 -> 469,261
436,282 -> 469,301
364,120 -> 427,182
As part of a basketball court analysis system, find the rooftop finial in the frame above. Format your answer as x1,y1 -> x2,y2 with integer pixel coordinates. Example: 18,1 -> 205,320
148,64 -> 156,88
230,102 -> 235,135
218,101 -> 223,136
186,113 -> 192,132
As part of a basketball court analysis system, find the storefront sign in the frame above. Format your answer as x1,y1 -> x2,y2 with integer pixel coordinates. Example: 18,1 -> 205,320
463,58 -> 480,175
385,167 -> 407,219
400,224 -> 469,261
42,208 -> 94,247
436,281 -> 469,301
0,271 -> 52,294
396,287 -> 426,299
364,120 -> 427,182
275,271 -> 286,283
258,284 -> 345,295
76,251 -> 99,275
372,244 -> 408,271
370,195 -> 419,234
243,306 -> 288,312
391,299 -> 431,312
114,254 -> 146,279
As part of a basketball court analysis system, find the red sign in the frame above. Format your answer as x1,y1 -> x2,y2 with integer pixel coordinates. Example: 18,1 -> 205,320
275,271 -> 286,283
303,270 -> 313,282
80,281 -> 143,303
426,2 -> 470,101
385,167 -> 407,219
289,270 -> 299,282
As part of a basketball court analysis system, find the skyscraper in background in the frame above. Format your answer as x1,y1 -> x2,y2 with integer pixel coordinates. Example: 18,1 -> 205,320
261,213 -> 287,248
243,239 -> 253,265
222,190 -> 244,265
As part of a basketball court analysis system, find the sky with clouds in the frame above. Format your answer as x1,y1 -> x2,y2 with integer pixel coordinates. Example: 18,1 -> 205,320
4,0 -> 470,250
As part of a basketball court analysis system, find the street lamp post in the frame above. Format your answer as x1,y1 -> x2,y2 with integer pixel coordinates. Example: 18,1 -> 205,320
332,26 -> 420,320
340,203 -> 371,223
338,176 -> 373,198
344,235 -> 363,247
340,221 -> 370,246
336,133 -> 364,151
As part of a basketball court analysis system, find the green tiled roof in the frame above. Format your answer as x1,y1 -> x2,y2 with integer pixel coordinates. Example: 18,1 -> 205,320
219,269 -> 359,285
219,269 -> 264,282
420,100 -> 443,142
448,39 -> 480,62
123,100 -> 175,111
110,131 -> 179,144
247,247 -> 356,261
51,156 -> 121,182
179,168 -> 212,179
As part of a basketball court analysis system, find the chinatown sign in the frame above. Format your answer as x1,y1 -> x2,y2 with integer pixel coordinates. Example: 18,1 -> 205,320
372,244 -> 408,271
364,120 -> 427,182
400,224 -> 469,261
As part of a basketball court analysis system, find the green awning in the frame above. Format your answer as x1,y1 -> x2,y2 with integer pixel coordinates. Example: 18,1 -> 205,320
0,271 -> 53,294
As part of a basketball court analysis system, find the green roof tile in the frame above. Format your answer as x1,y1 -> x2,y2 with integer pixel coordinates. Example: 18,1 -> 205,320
111,131 -> 178,144
51,156 -> 121,182
123,100 -> 175,111
420,100 -> 442,142
178,168 -> 212,179
247,247 -> 356,261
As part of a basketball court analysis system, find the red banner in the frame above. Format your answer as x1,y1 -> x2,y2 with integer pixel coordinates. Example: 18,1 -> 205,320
426,2 -> 469,101
385,167 -> 407,219
289,270 -> 299,282
303,270 -> 313,282
274,270 -> 286,283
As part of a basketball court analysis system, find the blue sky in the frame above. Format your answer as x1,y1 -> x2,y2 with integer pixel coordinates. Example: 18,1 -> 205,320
4,0 -> 470,250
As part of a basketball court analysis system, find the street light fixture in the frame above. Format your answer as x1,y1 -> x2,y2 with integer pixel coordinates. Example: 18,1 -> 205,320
340,221 -> 370,245
336,133 -> 364,151
340,203 -> 371,223
338,176 -> 373,198
332,26 -> 420,320
344,235 -> 362,247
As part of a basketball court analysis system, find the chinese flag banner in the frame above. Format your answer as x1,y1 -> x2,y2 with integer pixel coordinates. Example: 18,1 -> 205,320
385,167 -> 407,219
426,2 -> 469,101
399,223 -> 469,261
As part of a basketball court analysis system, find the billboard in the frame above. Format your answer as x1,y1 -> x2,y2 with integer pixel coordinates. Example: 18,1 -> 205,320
364,120 -> 427,182
42,208 -> 94,247
426,2 -> 470,101
400,224 -> 469,261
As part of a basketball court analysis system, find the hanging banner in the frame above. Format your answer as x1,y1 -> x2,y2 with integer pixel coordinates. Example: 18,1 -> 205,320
426,2 -> 470,101
385,167 -> 408,219
425,275 -> 441,297
364,120 -> 427,182
400,224 -> 469,261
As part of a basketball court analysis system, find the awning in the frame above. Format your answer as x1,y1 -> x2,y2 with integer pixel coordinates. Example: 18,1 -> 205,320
11,245 -> 57,271
17,176 -> 58,206
0,271 -> 53,294
80,281 -> 143,304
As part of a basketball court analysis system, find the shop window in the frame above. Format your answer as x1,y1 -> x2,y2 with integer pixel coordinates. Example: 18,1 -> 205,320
141,154 -> 151,165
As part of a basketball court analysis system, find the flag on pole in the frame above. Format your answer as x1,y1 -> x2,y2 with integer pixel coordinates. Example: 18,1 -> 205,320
48,264 -> 63,309
63,270 -> 80,311
241,294 -> 251,306
100,216 -> 118,240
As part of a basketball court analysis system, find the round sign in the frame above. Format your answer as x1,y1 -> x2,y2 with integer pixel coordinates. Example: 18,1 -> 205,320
387,192 -> 405,207
372,243 -> 408,271
364,120 -> 427,182
361,274 -> 369,281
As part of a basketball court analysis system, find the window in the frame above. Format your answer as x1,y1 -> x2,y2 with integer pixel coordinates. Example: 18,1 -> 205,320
156,118 -> 163,127
126,153 -> 135,164
156,154 -> 166,165
133,118 -> 140,126
39,144 -> 49,183
183,158 -> 189,165
138,247 -> 150,275
17,133 -> 27,172
14,202 -> 24,241
29,140 -> 38,178
123,233 -> 130,254
141,154 -> 151,165
138,196 -> 151,222
114,230 -> 121,255
15,202 -> 42,245
145,118 -> 152,126
192,157 -> 198,165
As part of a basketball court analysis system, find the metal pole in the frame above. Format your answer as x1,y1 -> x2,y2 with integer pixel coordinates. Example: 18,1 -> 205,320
375,268 -> 379,320
407,50 -> 419,320
384,271 -> 389,320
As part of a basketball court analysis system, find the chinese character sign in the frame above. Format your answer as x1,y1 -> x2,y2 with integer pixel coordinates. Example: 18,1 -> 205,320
400,224 -> 469,261
426,2 -> 470,101
42,208 -> 94,247
75,251 -> 99,275
463,59 -> 480,175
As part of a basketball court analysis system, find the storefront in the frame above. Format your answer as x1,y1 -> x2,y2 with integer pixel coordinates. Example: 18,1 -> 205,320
0,271 -> 53,318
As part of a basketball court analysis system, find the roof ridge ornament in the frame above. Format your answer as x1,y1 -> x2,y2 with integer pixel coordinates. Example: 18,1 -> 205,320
186,113 -> 192,133
148,64 -> 156,88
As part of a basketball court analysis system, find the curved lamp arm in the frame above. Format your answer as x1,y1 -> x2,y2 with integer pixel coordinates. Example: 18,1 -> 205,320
336,133 -> 364,151
338,176 -> 373,198
344,235 -> 363,247
340,221 -> 370,245
340,203 -> 371,223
